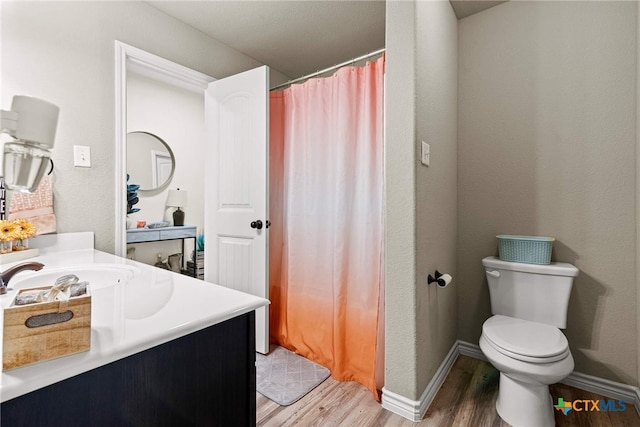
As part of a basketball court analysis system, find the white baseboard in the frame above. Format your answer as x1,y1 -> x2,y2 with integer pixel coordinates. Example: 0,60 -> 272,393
381,340 -> 640,422
456,340 -> 486,360
381,340 -> 462,421
380,387 -> 423,422
562,370 -> 640,417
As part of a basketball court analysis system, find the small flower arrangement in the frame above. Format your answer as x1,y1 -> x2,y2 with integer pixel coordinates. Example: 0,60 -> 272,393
0,220 -> 18,254
0,218 -> 37,253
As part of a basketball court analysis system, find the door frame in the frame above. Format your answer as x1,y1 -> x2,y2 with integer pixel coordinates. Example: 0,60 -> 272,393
114,41 -> 214,256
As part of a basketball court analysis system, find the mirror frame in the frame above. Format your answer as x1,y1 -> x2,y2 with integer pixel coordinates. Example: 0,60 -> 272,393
114,41 -> 214,257
126,131 -> 176,192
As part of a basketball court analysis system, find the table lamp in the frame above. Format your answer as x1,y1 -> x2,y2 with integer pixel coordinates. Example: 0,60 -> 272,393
166,188 -> 188,226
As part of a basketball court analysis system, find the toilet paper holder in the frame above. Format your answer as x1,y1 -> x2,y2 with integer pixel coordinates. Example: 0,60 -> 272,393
427,270 -> 453,287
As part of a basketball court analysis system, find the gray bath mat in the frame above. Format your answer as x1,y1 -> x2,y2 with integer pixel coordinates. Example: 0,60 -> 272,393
256,346 -> 330,406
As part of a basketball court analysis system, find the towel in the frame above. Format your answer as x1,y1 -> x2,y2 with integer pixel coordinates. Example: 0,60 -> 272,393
8,175 -> 56,235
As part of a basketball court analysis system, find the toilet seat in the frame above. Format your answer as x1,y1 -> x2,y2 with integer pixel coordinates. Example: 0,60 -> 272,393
482,315 -> 569,363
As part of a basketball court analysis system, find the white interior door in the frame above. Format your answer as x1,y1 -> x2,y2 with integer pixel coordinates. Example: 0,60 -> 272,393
204,66 -> 269,354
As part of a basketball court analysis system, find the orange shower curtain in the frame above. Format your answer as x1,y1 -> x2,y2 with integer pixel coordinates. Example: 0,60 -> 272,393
269,56 -> 385,399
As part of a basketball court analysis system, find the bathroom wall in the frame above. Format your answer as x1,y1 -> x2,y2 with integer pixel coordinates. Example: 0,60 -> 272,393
385,0 -> 458,401
0,1 -> 289,253
415,0 -> 458,395
458,1 -> 637,385
126,72 -> 204,266
385,0 -> 418,398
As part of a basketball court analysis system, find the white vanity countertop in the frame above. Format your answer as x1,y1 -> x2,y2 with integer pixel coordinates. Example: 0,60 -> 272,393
0,248 -> 269,402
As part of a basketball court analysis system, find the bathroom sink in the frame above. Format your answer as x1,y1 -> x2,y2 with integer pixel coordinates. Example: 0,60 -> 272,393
7,262 -> 174,320
8,264 -> 139,292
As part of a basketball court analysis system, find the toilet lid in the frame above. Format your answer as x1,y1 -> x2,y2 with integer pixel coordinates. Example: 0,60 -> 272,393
483,315 -> 569,362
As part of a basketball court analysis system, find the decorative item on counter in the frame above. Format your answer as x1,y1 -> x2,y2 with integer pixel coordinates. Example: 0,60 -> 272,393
3,274 -> 91,371
0,219 -> 18,254
166,188 -> 188,226
0,218 -> 37,253
137,220 -> 146,228
0,240 -> 12,254
13,274 -> 88,306
0,218 -> 40,262
11,218 -> 37,251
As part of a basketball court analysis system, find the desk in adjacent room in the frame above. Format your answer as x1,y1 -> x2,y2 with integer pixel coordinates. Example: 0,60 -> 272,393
126,225 -> 197,276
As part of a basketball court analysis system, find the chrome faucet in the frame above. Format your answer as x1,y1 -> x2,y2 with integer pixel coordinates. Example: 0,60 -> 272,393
0,262 -> 44,295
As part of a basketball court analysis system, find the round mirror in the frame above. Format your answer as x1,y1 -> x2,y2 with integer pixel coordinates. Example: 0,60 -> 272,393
126,131 -> 175,191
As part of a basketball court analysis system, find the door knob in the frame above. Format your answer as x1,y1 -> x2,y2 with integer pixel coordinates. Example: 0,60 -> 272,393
250,220 -> 263,230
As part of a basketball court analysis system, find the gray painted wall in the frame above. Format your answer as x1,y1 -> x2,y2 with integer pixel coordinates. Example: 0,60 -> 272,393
1,1 -> 288,253
384,0 -> 458,400
385,0 -> 418,398
458,1 -> 638,385
415,0 -> 458,395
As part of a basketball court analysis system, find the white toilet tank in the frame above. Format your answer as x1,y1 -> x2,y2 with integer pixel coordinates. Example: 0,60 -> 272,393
482,256 -> 579,329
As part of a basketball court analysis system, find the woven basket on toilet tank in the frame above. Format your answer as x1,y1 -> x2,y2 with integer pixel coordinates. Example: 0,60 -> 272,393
497,235 -> 555,265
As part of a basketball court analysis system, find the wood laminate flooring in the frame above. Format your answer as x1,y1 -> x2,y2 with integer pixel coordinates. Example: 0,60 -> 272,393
257,355 -> 640,426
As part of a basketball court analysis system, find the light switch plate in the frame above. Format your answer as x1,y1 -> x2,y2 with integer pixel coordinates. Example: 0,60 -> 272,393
421,141 -> 430,166
74,145 -> 91,167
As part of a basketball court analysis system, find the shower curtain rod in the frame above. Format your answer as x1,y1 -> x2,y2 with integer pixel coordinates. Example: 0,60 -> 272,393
270,48 -> 385,91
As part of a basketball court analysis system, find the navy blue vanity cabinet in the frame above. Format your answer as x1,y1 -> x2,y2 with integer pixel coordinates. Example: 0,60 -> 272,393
1,311 -> 256,426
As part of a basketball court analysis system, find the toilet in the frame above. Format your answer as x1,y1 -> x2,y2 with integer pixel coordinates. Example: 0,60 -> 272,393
479,256 -> 579,427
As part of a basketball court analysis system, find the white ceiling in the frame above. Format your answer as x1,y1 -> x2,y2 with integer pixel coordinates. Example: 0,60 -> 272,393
147,1 -> 504,80
147,1 -> 386,79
